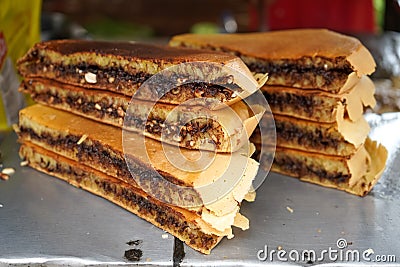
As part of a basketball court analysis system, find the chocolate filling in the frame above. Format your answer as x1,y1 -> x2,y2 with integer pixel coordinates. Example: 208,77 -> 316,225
19,126 -> 204,207
247,60 -> 352,80
97,177 -> 216,250
27,149 -> 218,251
242,55 -> 353,89
248,61 -> 351,90
263,91 -> 328,118
183,44 -> 353,90
18,126 -> 187,186
26,59 -> 241,102
275,120 -> 344,152
273,154 -> 350,183
30,90 -> 120,120
28,89 -> 223,149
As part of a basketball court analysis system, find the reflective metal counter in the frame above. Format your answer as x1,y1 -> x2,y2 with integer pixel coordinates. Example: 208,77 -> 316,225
0,113 -> 399,266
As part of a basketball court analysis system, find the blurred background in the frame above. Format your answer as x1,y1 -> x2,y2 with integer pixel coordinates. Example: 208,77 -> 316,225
41,0 -> 400,114
0,0 -> 400,131
40,0 -> 398,38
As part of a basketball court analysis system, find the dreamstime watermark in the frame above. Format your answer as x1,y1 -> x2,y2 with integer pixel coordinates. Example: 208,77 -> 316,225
257,238 -> 397,263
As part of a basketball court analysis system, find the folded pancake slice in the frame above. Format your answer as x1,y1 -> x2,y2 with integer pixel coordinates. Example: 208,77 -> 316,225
266,138 -> 387,196
17,104 -> 259,220
19,142 -> 250,254
262,75 -> 376,123
17,40 -> 265,107
170,29 -> 376,93
20,78 -> 262,152
252,112 -> 370,156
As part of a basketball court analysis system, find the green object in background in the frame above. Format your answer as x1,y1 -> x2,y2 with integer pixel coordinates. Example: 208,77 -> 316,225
85,18 -> 154,39
0,0 -> 41,131
374,0 -> 385,32
190,22 -> 219,34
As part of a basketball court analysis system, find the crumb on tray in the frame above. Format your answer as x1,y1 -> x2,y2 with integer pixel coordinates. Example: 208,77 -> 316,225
286,206 -> 294,213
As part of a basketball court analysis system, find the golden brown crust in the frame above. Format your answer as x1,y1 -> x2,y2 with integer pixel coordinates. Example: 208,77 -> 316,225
17,40 -> 261,105
267,138 -> 387,196
170,29 -> 376,92
17,105 -> 259,215
261,75 -> 376,123
271,146 -> 362,183
255,114 -> 368,156
262,85 -> 343,123
18,39 -> 237,65
19,142 -> 222,254
17,105 -> 193,189
273,114 -> 359,156
170,29 -> 375,70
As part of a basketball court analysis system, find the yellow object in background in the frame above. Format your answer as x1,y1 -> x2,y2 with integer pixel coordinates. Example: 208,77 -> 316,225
0,0 -> 41,130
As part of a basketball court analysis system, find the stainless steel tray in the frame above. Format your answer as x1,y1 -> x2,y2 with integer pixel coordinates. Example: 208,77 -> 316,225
1,113 -> 399,266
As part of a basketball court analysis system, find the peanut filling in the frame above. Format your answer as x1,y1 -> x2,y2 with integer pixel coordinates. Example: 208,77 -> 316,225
27,89 -> 226,150
24,59 -> 242,103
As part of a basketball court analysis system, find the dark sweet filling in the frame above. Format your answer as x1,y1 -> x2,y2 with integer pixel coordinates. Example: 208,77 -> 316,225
19,126 -> 205,208
27,89 -> 222,149
18,126 -> 187,185
183,44 -> 353,89
249,62 -> 351,90
263,91 -> 327,117
248,60 -> 352,79
26,57 -> 241,101
125,115 -> 221,149
275,120 -> 344,152
73,63 -> 151,83
177,43 -> 355,91
30,90 -> 122,120
29,150 -> 217,251
273,153 -> 350,182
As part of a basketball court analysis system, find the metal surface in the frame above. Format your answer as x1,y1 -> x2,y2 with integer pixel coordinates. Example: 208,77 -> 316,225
1,113 -> 400,266
0,132 -> 174,266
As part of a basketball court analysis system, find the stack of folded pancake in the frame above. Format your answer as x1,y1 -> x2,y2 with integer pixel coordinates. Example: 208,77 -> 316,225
15,40 -> 266,254
170,28 -> 388,196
